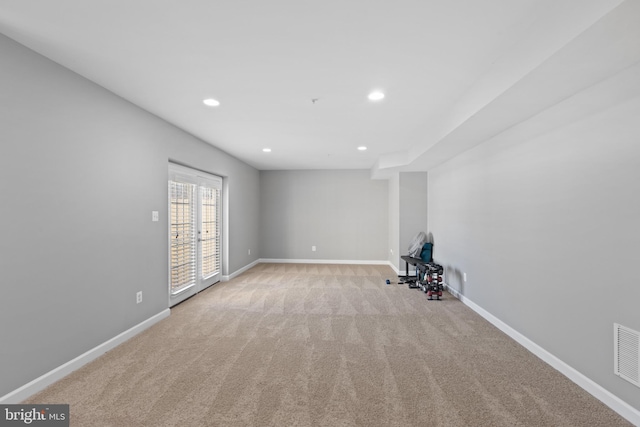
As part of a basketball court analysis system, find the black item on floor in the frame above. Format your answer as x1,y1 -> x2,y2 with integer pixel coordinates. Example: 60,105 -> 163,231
399,241 -> 434,286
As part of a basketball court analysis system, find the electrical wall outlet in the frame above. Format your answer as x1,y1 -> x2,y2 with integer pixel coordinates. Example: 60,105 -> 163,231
312,246 -> 316,252
152,211 -> 159,222
463,273 -> 467,282
248,249 -> 251,255
136,291 -> 142,304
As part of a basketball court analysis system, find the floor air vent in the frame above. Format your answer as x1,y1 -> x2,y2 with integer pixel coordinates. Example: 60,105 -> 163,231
614,323 -> 640,388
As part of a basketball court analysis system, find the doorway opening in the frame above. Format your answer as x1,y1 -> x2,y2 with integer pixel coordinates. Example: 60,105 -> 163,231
168,163 -> 222,307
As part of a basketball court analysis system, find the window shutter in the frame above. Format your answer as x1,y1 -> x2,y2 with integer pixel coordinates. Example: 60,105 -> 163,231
200,184 -> 221,279
169,180 -> 197,294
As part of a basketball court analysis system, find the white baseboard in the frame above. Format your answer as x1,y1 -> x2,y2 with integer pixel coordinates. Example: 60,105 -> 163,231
222,259 -> 261,281
259,258 -> 393,266
444,284 -> 640,426
0,309 -> 170,404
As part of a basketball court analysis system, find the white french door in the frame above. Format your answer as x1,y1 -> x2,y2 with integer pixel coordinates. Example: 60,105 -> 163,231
168,163 -> 222,307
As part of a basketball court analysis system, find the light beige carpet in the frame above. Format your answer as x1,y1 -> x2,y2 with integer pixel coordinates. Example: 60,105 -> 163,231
26,263 -> 632,426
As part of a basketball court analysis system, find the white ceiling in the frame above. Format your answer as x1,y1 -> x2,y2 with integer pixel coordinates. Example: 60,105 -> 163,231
0,0 -> 634,174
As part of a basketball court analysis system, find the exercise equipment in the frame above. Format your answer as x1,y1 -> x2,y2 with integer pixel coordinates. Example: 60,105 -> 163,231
417,262 -> 444,300
399,232 -> 445,300
399,239 -> 433,286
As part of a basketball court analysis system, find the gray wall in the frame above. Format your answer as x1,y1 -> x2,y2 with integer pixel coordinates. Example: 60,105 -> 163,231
259,170 -> 388,261
386,172 -> 428,273
387,173 -> 400,270
428,95 -> 640,410
0,34 -> 260,397
399,172 -> 428,271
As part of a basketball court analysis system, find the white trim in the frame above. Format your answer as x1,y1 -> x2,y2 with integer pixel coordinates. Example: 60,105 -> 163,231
222,259 -> 261,281
168,162 -> 222,185
0,309 -> 170,404
388,263 -> 400,275
222,179 -> 230,279
444,284 -> 640,426
259,258 -> 393,266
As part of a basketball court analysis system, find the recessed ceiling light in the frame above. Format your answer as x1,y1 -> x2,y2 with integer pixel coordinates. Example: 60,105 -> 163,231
263,148 -> 272,153
368,91 -> 385,101
357,146 -> 367,151
203,98 -> 220,107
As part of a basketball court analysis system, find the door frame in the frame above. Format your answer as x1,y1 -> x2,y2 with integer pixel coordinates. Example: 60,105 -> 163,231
168,163 -> 223,307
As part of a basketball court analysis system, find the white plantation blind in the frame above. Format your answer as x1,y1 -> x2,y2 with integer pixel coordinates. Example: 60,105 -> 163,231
169,180 -> 197,294
614,323 -> 640,388
200,185 -> 221,279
